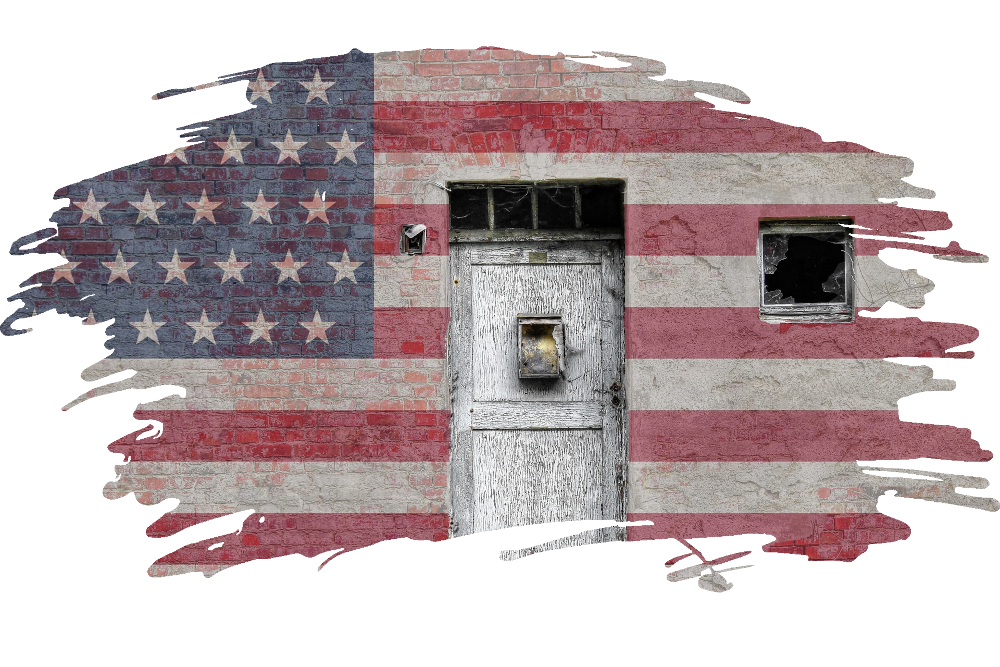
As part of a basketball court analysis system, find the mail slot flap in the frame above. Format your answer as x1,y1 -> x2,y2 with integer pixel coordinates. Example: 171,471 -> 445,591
471,401 -> 604,430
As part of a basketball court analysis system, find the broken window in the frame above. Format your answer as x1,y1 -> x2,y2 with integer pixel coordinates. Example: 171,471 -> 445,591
448,181 -> 623,236
759,220 -> 854,322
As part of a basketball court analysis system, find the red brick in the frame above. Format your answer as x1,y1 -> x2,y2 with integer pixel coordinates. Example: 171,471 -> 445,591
834,516 -> 854,530
501,60 -> 549,75
537,74 -> 561,88
420,49 -> 446,62
151,167 -> 176,180
454,62 -> 501,75
431,77 -> 461,91
415,63 -> 452,76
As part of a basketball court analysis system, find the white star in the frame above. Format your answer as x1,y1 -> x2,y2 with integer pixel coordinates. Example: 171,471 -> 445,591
83,309 -> 98,325
248,70 -> 278,103
185,189 -> 223,224
300,311 -> 335,343
74,189 -> 108,224
300,69 -> 333,104
131,309 -> 165,344
327,130 -> 363,164
129,190 -> 166,224
271,250 -> 308,284
326,251 -> 363,284
214,129 -> 252,164
186,309 -> 223,344
242,309 -> 276,343
271,129 -> 308,164
214,249 -> 250,284
50,251 -> 80,284
158,249 -> 195,284
243,189 -> 279,223
163,146 -> 189,164
102,249 -> 138,284
301,189 -> 335,223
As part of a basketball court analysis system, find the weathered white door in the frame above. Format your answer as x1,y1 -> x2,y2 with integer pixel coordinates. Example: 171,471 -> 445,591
449,241 -> 627,542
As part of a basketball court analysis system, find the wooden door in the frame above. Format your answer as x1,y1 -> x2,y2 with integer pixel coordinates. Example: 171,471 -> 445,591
449,241 -> 627,543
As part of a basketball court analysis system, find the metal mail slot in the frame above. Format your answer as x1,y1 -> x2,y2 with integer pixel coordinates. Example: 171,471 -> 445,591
517,314 -> 564,379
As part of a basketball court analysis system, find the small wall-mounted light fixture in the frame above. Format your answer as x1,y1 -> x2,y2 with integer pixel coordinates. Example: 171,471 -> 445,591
517,314 -> 564,379
400,224 -> 426,254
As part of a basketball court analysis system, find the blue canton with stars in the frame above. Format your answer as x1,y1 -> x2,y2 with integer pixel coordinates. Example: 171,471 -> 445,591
5,50 -> 375,359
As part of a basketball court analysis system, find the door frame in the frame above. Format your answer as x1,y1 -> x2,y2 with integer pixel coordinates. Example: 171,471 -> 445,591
447,238 -> 628,538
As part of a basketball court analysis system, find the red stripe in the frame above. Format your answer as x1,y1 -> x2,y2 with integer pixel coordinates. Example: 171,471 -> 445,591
375,307 -> 448,358
625,308 -> 978,359
629,411 -> 990,462
149,513 -> 449,569
374,101 -> 873,153
374,204 -> 448,255
625,204 -> 953,256
111,410 -> 450,462
369,204 -> 964,259
627,512 -> 911,561
152,512 -> 907,569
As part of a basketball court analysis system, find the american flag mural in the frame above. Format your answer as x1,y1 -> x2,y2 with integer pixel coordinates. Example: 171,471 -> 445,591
4,47 -> 995,578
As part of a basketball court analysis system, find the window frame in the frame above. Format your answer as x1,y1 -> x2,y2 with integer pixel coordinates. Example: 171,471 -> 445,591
447,179 -> 625,243
757,218 -> 855,323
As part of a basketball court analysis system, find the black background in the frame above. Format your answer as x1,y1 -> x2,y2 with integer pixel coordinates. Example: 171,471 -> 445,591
0,35 -> 998,639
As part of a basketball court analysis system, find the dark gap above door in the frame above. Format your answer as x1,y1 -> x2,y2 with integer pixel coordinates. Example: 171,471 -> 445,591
448,180 -> 624,242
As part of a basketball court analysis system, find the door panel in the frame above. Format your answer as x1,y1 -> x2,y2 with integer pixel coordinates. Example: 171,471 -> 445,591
472,262 -> 602,403
449,240 -> 627,541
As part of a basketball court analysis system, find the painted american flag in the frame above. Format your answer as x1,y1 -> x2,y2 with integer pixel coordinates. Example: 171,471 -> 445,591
5,47 -> 993,577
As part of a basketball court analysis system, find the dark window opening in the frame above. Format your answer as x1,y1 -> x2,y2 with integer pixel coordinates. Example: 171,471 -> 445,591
449,187 -> 489,229
536,186 -> 577,229
493,186 -> 533,229
759,220 -> 854,322
579,184 -> 622,230
763,233 -> 846,304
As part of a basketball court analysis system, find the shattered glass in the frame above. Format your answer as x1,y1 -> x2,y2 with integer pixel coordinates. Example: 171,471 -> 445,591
762,231 -> 847,305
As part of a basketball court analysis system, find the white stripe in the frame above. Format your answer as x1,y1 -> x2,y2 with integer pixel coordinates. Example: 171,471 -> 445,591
374,52 -> 748,104
375,254 -> 935,311
625,255 -> 934,309
71,358 -> 449,411
148,564 -> 229,578
375,152 -> 932,205
104,460 -> 449,514
932,253 -> 989,264
374,254 -> 450,308
626,358 -> 954,411
628,461 -> 996,514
